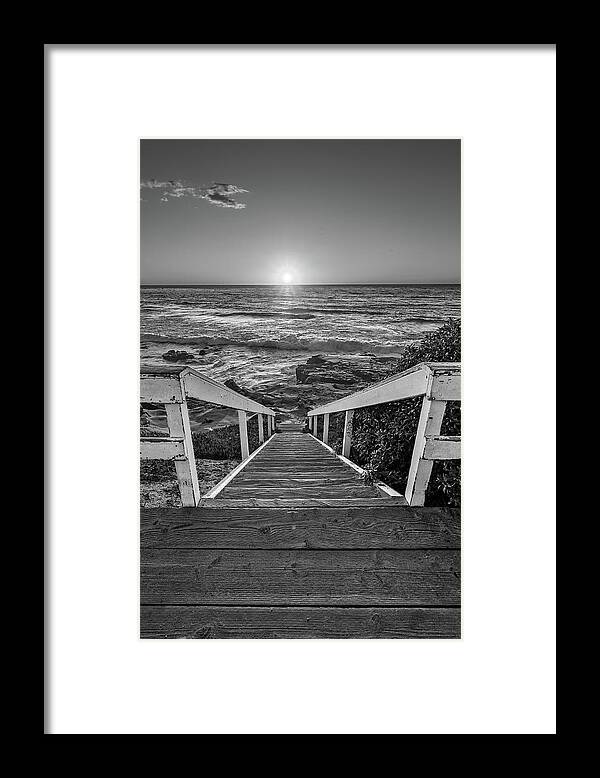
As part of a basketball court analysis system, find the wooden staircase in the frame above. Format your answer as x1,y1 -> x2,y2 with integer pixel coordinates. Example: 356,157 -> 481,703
217,431 -> 383,500
140,429 -> 460,639
140,364 -> 461,638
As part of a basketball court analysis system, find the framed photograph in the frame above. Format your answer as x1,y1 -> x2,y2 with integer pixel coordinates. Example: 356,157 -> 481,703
139,138 -> 461,639
46,44 -> 556,734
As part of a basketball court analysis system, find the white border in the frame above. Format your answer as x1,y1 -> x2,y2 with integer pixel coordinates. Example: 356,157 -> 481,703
47,45 -> 556,734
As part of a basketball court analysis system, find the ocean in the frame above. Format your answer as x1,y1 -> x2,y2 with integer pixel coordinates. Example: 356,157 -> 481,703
141,284 -> 460,425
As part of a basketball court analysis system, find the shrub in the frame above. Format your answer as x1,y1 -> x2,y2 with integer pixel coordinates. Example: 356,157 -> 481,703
140,414 -> 264,482
327,320 -> 461,507
191,415 -> 262,460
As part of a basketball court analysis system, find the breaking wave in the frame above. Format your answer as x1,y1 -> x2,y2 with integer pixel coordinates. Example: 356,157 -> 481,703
140,332 -> 408,355
215,311 -> 316,320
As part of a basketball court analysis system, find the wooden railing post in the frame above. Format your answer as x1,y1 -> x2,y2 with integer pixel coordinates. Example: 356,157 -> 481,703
238,410 -> 250,459
322,413 -> 330,445
165,401 -> 200,507
405,397 -> 447,506
342,410 -> 354,458
258,413 -> 264,444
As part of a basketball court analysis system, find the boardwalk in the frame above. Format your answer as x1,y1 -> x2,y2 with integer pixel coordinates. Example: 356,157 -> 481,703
140,364 -> 461,638
217,429 -> 384,500
140,428 -> 460,638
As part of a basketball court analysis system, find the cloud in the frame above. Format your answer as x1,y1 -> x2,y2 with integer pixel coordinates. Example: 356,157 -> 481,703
140,179 -> 248,209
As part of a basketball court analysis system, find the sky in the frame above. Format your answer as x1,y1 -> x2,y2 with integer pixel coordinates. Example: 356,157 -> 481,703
140,139 -> 460,285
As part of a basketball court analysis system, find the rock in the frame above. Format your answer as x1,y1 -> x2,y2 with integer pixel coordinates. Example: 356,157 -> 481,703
295,354 -> 401,387
224,378 -> 253,398
162,349 -> 196,362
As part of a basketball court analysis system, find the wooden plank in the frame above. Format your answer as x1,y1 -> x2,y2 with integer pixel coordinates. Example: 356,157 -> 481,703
218,487 -> 381,499
310,436 -> 403,499
307,362 -> 460,416
234,471 -> 356,481
265,441 -> 320,447
322,413 -> 330,445
264,443 -> 323,456
247,458 -> 341,465
141,549 -> 460,606
342,409 -> 354,458
263,447 -> 322,452
140,437 -> 185,460
238,410 -> 249,459
404,398 -> 447,507
243,457 -> 348,466
430,372 -> 461,401
231,479 -> 364,489
140,377 -> 184,404
202,436 -> 275,498
239,470 -> 351,478
183,369 -> 274,415
309,364 -> 430,416
241,463 -> 350,471
254,449 -> 332,455
140,505 -> 461,549
197,498 -> 410,507
165,401 -> 200,507
255,449 -> 332,454
423,435 -> 461,460
249,460 -> 342,466
140,606 -> 461,639
235,469 -> 359,479
257,413 -> 264,444
140,365 -> 188,376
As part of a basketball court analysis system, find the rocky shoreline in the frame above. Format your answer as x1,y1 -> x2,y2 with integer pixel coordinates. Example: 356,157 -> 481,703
141,351 -> 402,434
228,353 -> 402,421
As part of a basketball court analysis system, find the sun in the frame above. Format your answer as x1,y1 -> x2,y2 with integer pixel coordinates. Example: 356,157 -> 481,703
278,266 -> 297,285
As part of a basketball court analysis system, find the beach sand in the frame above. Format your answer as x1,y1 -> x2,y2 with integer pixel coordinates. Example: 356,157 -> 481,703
140,458 -> 240,507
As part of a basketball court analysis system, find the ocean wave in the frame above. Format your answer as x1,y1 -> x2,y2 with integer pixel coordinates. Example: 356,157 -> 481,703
278,307 -> 448,321
216,311 -> 316,320
401,316 -> 447,324
140,332 -> 406,355
287,306 -> 390,316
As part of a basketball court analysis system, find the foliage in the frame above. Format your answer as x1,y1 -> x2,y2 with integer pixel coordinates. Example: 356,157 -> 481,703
327,320 -> 461,506
140,414 -> 263,482
192,415 -> 261,460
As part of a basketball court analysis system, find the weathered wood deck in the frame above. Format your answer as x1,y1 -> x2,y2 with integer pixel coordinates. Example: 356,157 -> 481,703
217,431 -> 384,500
140,431 -> 460,638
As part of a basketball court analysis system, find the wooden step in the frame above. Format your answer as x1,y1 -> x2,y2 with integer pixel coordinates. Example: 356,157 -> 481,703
141,548 -> 460,607
232,476 -> 364,486
218,487 -> 382,499
217,429 -> 381,501
141,504 -> 460,549
140,606 -> 460,639
140,500 -> 460,638
140,424 -> 460,638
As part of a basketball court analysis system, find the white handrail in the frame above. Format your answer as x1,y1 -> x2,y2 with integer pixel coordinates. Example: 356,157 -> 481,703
306,362 -> 461,506
140,365 -> 277,506
141,365 -> 276,416
307,362 -> 460,416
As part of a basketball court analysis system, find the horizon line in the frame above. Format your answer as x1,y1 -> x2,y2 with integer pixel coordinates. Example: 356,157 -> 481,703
141,281 -> 461,287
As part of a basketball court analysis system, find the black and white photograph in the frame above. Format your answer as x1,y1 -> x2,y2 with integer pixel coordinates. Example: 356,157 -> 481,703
46,45 -> 555,734
140,139 -> 461,638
